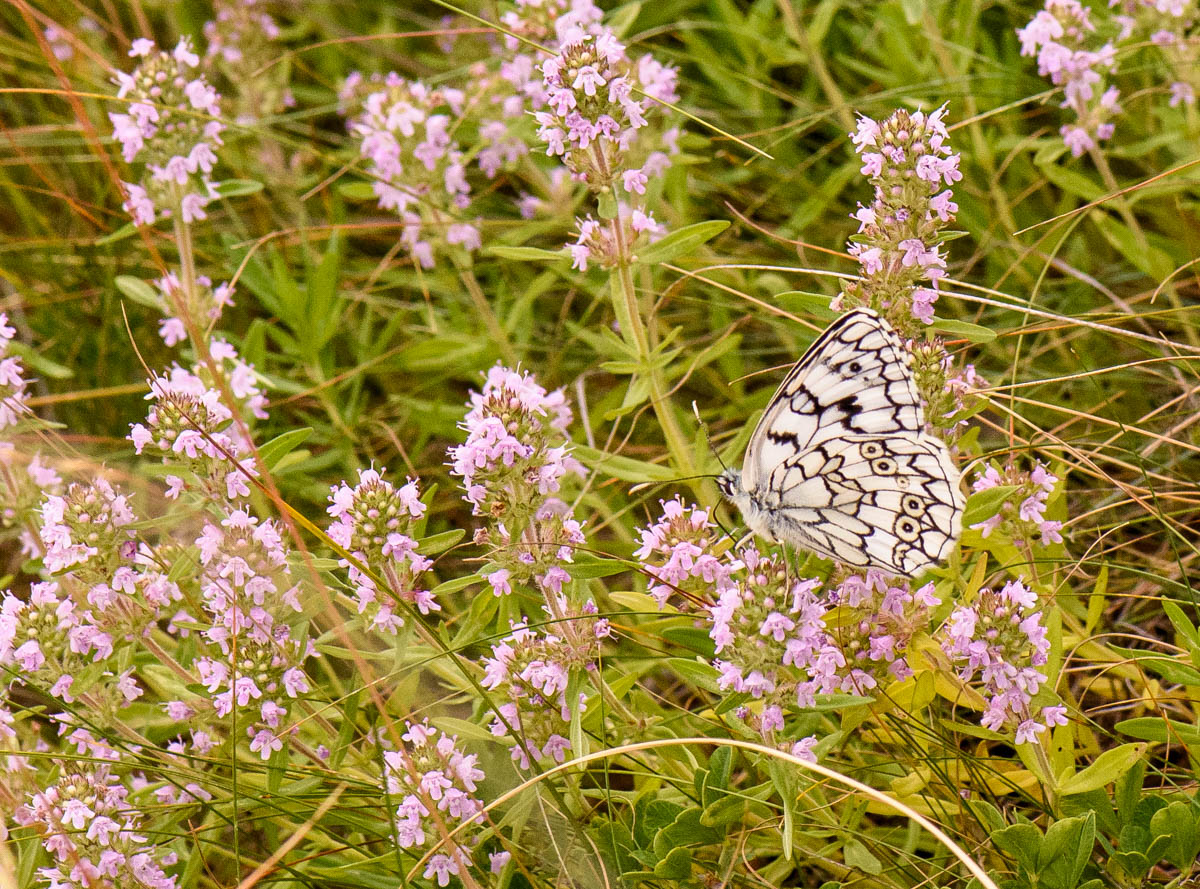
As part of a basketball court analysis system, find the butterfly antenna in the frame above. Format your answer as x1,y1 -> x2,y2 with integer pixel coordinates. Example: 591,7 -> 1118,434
691,401 -> 729,474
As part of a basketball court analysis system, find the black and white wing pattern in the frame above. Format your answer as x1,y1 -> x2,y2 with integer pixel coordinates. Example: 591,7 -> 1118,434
718,308 -> 964,578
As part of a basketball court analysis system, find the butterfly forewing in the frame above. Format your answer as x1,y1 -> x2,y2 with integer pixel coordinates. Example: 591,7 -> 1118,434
742,309 -> 925,493
729,308 -> 964,578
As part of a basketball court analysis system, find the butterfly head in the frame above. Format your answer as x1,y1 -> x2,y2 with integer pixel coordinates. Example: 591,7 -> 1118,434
716,468 -> 741,500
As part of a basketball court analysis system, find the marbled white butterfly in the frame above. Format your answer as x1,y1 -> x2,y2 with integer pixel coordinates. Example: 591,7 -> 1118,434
718,308 -> 964,578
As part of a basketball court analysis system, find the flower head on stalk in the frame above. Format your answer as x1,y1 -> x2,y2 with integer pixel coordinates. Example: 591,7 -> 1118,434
0,444 -> 62,558
635,497 -> 738,609
383,721 -> 486,886
834,106 -> 961,334
939,579 -> 1061,743
568,206 -> 665,271
39,479 -> 137,581
1017,1 -> 1120,156
109,38 -> 224,225
482,607 -> 607,768
327,468 -> 437,634
908,340 -> 988,442
534,29 -> 678,194
709,554 -> 939,740
0,576 -> 170,709
969,459 -> 1064,547
342,75 -> 477,269
14,761 -> 179,889
0,313 -> 31,432
203,0 -> 292,123
1109,1 -> 1200,110
194,509 -> 313,758
128,341 -> 266,502
153,272 -> 234,347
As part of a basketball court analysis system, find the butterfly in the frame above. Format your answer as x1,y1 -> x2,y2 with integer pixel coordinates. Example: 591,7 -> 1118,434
718,308 -> 964,578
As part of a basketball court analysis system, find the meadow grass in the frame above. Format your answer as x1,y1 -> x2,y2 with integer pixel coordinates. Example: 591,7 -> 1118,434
0,1 -> 1198,888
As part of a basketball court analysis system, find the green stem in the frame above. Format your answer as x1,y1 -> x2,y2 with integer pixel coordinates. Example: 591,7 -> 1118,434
607,217 -> 696,480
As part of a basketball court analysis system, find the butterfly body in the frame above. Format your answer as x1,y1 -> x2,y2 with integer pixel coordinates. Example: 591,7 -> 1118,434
720,308 -> 964,578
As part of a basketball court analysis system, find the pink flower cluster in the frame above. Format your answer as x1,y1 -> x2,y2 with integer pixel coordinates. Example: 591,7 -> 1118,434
939,579 -> 1064,744
326,468 -> 437,634
569,204 -> 666,271
14,762 -> 179,889
192,509 -> 313,759
129,365 -> 258,502
1111,0 -> 1200,108
39,479 -> 137,580
534,30 -> 678,193
480,499 -> 588,599
837,106 -> 961,331
710,552 -> 939,738
971,460 -> 1064,546
203,0 -> 292,123
0,312 -> 29,432
448,364 -> 579,525
343,75 -> 478,268
481,615 -> 602,768
382,721 -> 486,886
153,272 -> 234,347
634,496 -> 738,608
109,38 -> 225,225
0,567 -> 176,707
908,340 -> 988,441
0,443 -> 62,559
1017,1 -> 1120,156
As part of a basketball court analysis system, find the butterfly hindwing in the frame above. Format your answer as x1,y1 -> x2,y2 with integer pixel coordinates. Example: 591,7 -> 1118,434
727,308 -> 964,578
762,433 -> 964,576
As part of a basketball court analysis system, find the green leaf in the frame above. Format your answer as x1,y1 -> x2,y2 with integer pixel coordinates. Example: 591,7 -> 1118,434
1114,717 -> 1200,746
1037,813 -> 1095,889
1059,743 -> 1147,795
652,846 -> 692,879
571,443 -> 677,483
775,290 -> 838,320
963,485 -> 1021,526
5,342 -> 73,379
256,428 -> 313,470
336,181 -> 377,201
417,529 -> 466,556
95,221 -> 139,245
598,191 -> 618,220
992,822 -> 1042,873
929,318 -> 997,342
114,275 -> 161,309
843,838 -> 882,875
663,657 -> 721,692
637,220 -> 729,265
1151,801 -> 1200,869
212,179 -> 264,198
568,556 -> 628,579
486,245 -> 570,262
899,0 -> 925,23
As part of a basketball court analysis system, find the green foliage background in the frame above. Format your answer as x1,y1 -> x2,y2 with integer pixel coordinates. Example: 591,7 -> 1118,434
1,0 -> 1199,887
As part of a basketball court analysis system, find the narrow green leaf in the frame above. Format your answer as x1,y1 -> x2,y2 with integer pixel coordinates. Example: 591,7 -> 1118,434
417,528 -> 467,556
1114,717 -> 1200,746
963,485 -> 1021,526
256,428 -> 313,469
572,443 -> 677,482
114,275 -> 161,309
486,245 -> 570,262
1059,743 -> 1147,795
637,220 -> 729,265
212,179 -> 264,198
929,318 -> 997,342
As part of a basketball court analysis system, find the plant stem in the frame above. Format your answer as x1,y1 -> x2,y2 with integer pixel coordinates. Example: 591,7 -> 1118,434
608,217 -> 696,480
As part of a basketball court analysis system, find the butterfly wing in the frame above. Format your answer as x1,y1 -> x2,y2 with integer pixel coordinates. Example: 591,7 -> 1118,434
741,308 -> 925,494
734,308 -> 963,577
764,433 -> 964,576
